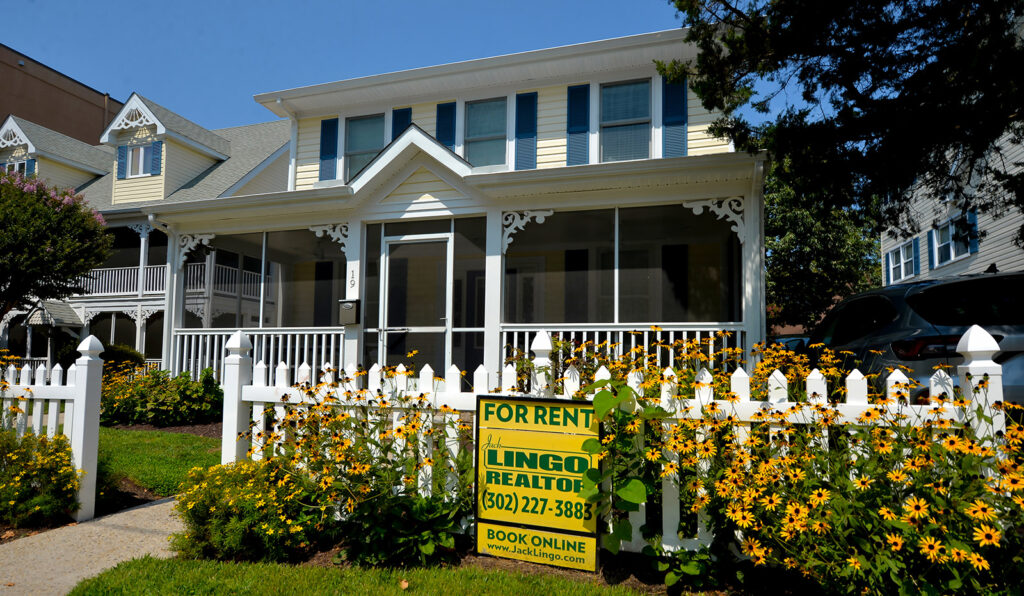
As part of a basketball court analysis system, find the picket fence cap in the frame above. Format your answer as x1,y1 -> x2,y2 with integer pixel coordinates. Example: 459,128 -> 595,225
957,325 -> 999,362
226,331 -> 253,353
530,330 -> 552,352
76,335 -> 103,356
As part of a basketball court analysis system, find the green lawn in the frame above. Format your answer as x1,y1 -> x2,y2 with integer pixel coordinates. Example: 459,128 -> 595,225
69,557 -> 643,595
98,427 -> 220,496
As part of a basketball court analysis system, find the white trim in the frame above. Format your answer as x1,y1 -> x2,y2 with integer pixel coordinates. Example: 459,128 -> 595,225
886,240 -> 915,284
220,143 -> 290,197
0,117 -> 34,152
126,144 -> 154,178
932,216 -> 971,269
101,94 -> 164,144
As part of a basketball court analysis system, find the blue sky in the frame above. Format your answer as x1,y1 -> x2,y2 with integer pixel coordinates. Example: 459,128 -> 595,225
6,0 -> 682,131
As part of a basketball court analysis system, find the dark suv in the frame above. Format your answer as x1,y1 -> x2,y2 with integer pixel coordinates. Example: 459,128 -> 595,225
804,272 -> 1024,403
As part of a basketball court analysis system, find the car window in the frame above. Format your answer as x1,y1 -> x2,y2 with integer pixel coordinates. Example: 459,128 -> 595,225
811,296 -> 899,346
907,276 -> 1024,326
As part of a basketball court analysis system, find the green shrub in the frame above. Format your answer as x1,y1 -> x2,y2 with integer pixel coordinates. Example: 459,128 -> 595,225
101,366 -> 222,427
171,459 -> 331,562
0,429 -> 79,527
100,343 -> 145,368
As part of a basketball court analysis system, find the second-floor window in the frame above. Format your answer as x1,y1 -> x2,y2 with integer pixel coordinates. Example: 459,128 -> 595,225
600,79 -> 651,162
934,217 -> 969,266
345,114 -> 384,181
887,241 -> 915,283
128,145 -> 154,178
465,97 -> 507,167
3,161 -> 26,175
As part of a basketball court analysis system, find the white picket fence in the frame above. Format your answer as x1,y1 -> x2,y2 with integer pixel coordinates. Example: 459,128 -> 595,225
0,336 -> 104,522
219,325 -> 1007,553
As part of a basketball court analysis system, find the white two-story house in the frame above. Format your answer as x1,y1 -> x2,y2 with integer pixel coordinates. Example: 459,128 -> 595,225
6,30 -> 767,383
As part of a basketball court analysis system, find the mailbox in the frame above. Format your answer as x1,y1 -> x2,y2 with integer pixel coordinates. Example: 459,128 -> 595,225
338,299 -> 360,325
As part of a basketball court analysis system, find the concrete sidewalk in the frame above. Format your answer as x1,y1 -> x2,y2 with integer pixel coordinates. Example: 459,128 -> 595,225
0,498 -> 180,595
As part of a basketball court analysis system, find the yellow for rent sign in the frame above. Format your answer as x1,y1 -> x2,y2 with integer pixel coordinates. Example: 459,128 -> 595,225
475,396 -> 600,571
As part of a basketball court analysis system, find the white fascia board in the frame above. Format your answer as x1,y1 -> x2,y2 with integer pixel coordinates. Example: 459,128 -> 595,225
347,126 -> 473,194
0,117 -> 34,153
219,143 -> 290,197
254,29 -> 688,118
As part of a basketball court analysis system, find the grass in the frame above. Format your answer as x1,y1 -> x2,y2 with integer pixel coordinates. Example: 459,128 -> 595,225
97,427 -> 220,496
69,557 -> 644,595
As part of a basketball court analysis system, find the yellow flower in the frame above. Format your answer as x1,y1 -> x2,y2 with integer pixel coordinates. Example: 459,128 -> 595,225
965,499 -> 997,522
918,536 -> 944,562
853,477 -> 872,491
624,419 -> 641,434
846,556 -> 861,570
968,552 -> 990,571
903,496 -> 929,519
808,488 -> 830,508
885,533 -> 903,552
972,524 -> 1001,547
878,507 -> 897,521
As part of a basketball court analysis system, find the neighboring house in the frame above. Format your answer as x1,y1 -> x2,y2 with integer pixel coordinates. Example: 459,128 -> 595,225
881,136 -> 1024,286
5,30 -> 768,382
1,43 -> 123,145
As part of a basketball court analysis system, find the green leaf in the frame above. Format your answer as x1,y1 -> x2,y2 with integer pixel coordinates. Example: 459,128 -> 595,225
582,467 -> 602,488
418,541 -> 435,555
577,485 -> 600,502
641,406 -> 669,419
593,389 -> 620,420
581,438 -> 603,454
680,561 -> 702,575
665,571 -> 680,586
602,533 -> 620,555
615,478 -> 647,504
613,519 -> 632,541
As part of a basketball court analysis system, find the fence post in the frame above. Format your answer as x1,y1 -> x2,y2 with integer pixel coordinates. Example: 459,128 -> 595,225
956,325 -> 1005,438
71,335 -> 103,522
222,331 -> 252,465
530,330 -> 552,397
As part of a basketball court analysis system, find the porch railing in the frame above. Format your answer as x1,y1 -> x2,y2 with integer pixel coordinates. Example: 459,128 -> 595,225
77,264 -> 168,296
171,327 -> 348,382
500,323 -> 747,369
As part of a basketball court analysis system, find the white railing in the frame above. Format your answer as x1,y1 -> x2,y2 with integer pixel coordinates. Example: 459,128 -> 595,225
220,325 -> 1006,554
171,327 -> 348,382
185,262 -> 206,292
213,265 -> 238,296
501,323 -> 747,368
241,271 -> 262,300
77,266 -> 138,295
0,336 -> 104,521
143,264 -> 166,293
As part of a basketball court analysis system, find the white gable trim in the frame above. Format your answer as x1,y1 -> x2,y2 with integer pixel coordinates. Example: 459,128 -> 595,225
0,117 -> 34,153
347,125 -> 473,194
100,94 -> 165,143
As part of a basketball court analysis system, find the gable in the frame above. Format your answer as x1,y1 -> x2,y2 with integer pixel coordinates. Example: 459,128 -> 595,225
383,167 -> 464,204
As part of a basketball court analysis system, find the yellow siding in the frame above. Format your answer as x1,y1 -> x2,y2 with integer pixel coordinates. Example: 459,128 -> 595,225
163,139 -> 217,194
384,167 -> 463,203
535,85 -> 567,169
234,151 -> 289,196
687,88 -> 731,155
295,117 -> 324,190
410,102 -> 442,138
36,157 -> 95,191
112,127 -> 164,204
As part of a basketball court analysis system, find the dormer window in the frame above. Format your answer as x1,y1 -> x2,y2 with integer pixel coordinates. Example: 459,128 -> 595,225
128,145 -> 154,178
3,161 -> 27,175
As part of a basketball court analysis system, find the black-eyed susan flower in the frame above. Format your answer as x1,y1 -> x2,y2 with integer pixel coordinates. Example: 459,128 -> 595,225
973,524 -> 1001,547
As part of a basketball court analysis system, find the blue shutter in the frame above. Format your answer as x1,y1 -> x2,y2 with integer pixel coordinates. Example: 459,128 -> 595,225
25,158 -> 36,176
436,102 -> 456,149
884,252 -> 891,285
116,146 -> 128,179
912,238 -> 920,275
927,230 -> 935,270
319,118 -> 339,181
149,141 -> 162,175
967,209 -> 979,254
662,79 -> 687,157
392,108 -> 412,141
515,92 -> 537,170
566,84 -> 589,165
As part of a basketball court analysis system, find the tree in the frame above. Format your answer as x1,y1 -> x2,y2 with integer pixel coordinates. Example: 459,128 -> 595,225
660,0 -> 1024,242
764,159 -> 879,329
0,171 -> 112,320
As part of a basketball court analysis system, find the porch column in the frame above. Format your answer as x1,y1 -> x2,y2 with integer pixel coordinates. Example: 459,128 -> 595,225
483,208 -> 503,384
130,223 -> 153,298
161,233 -> 181,371
741,193 -> 766,357
342,221 -> 362,370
